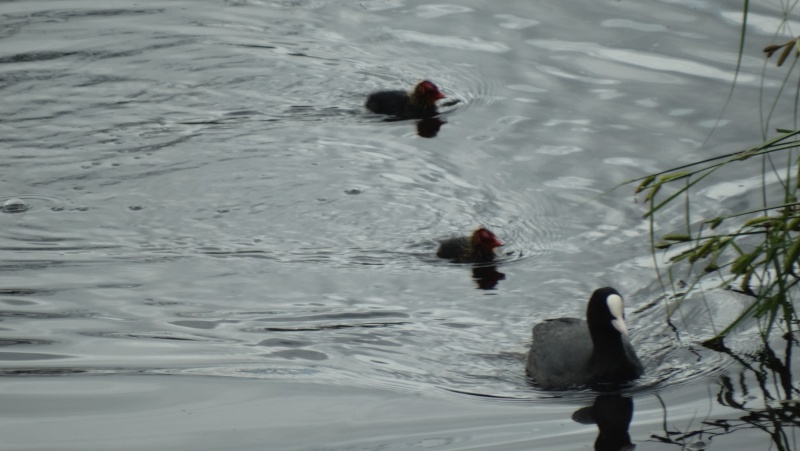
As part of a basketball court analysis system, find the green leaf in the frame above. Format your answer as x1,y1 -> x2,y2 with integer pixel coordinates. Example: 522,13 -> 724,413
635,175 -> 657,194
743,216 -> 773,227
740,269 -> 754,293
707,217 -> 724,230
643,183 -> 661,203
784,239 -> 800,273
659,171 -> 691,183
694,237 -> 720,261
731,252 -> 759,275
662,234 -> 692,242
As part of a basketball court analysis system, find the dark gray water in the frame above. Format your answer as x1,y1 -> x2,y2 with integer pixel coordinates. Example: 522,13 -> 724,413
1,0 -> 798,449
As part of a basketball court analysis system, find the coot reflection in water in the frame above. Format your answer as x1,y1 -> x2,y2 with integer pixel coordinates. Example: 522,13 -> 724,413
572,395 -> 635,451
375,115 -> 447,138
471,265 -> 506,290
416,117 -> 446,138
415,98 -> 461,137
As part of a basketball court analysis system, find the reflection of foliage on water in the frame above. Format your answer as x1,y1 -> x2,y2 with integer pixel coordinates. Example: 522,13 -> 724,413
650,336 -> 800,450
626,1 -> 800,342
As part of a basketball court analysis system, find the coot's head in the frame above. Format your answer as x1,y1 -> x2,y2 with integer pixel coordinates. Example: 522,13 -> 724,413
471,227 -> 503,251
585,287 -> 644,386
413,80 -> 446,103
586,287 -> 629,340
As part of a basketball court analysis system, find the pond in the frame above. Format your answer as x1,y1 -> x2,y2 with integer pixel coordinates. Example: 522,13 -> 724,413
1,0 -> 798,449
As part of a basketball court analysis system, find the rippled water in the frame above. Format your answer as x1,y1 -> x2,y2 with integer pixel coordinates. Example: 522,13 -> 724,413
1,0 -> 798,449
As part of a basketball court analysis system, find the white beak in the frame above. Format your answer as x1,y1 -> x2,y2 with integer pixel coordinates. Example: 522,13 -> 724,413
607,294 -> 629,336
611,317 -> 629,336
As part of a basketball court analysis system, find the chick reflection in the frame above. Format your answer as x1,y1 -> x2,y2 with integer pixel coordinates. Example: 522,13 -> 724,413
572,395 -> 635,451
416,117 -> 445,138
471,265 -> 506,290
416,98 -> 461,137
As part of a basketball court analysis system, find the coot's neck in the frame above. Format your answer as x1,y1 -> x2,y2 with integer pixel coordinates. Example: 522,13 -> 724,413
463,243 -> 494,262
585,288 -> 643,387
588,321 -> 642,386
589,326 -> 627,358
586,291 -> 627,359
407,94 -> 438,116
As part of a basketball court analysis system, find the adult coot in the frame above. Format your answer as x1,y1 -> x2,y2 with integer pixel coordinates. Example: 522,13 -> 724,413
365,80 -> 445,119
526,287 -> 643,390
436,228 -> 502,263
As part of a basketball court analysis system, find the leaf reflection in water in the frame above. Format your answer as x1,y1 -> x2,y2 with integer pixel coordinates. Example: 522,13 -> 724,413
649,334 -> 800,450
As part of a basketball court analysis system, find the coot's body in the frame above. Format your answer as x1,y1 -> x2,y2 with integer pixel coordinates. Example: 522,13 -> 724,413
526,287 -> 643,390
366,80 -> 444,119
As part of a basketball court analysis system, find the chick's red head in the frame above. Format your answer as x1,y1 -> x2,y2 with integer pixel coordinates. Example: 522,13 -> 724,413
472,228 -> 503,249
414,80 -> 446,102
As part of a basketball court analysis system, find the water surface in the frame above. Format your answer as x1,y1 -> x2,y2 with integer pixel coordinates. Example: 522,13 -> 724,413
1,0 -> 798,449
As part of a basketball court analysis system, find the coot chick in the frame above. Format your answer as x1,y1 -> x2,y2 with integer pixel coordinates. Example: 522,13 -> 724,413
436,228 -> 502,263
526,287 -> 643,390
365,80 -> 445,119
